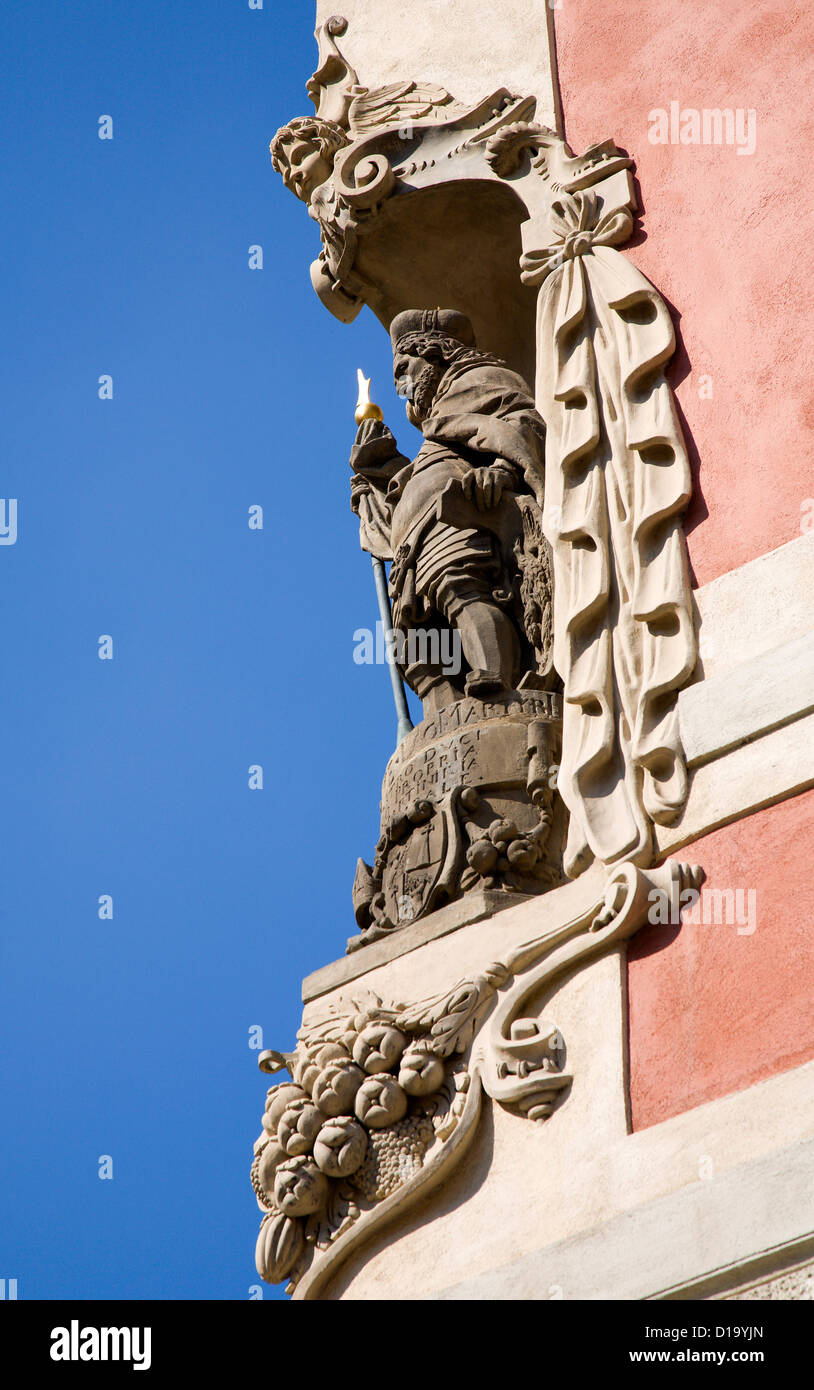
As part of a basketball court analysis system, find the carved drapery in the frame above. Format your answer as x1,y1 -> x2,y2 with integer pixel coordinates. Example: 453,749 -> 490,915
522,191 -> 696,874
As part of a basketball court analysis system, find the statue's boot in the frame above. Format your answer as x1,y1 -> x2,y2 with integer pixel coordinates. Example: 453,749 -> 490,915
451,598 -> 520,695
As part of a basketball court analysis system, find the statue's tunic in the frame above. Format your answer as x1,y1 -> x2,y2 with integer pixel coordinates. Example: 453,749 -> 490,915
386,441 -> 499,628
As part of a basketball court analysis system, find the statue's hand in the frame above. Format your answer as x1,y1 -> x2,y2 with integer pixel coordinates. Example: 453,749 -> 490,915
355,417 -> 389,446
350,420 -> 405,478
461,463 -> 514,511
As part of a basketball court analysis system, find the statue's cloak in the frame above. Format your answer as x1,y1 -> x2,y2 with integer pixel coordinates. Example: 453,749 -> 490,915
422,359 -> 546,503
352,357 -> 547,561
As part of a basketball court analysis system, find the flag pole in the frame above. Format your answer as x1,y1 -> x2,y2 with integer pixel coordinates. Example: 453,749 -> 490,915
355,369 -> 414,746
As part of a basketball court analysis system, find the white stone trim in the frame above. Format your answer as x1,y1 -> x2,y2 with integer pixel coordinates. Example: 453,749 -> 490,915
651,530 -> 814,851
314,0 -> 561,126
680,630 -> 814,768
692,531 -> 814,683
309,873 -> 814,1301
432,1129 -> 814,1300
658,708 -> 814,856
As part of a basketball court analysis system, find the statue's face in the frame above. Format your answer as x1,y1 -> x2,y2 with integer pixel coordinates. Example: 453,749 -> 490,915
282,138 -> 334,203
393,352 -> 421,402
394,351 -> 442,428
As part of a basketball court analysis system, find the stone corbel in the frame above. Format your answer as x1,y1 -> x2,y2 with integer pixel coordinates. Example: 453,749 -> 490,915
305,85 -> 542,347
299,66 -> 636,385
252,858 -> 704,1299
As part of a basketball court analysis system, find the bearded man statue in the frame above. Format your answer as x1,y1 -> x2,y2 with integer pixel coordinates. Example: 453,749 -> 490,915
350,308 -> 553,710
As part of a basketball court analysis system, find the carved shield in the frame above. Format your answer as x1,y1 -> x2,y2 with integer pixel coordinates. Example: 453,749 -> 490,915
381,808 -> 450,926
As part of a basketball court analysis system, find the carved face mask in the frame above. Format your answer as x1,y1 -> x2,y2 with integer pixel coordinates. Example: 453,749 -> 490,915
283,140 -> 334,203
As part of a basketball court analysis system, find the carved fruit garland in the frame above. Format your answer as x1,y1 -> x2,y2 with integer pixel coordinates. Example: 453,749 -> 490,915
252,859 -> 704,1299
252,984 -> 490,1294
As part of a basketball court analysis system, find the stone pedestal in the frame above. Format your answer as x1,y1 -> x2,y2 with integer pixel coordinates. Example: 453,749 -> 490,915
351,690 -> 564,946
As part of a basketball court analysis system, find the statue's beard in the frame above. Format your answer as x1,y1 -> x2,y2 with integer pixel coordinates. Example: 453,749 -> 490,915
406,363 -> 443,426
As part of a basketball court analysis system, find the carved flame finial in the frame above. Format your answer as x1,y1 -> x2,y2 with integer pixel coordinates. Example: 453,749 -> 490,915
355,369 -> 383,425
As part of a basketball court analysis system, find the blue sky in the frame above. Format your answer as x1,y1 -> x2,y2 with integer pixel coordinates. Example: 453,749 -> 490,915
0,0 -> 423,1300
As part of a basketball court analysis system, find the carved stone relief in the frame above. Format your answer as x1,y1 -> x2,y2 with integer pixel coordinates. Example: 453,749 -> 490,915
352,690 -> 564,946
523,186 -> 696,876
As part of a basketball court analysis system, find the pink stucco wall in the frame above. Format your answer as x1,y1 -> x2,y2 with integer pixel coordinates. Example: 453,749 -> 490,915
554,0 -> 814,589
627,788 -> 814,1129
553,2 -> 814,1124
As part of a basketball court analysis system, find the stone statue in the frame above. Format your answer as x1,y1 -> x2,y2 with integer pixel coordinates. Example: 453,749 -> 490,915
270,15 -> 698,882
350,308 -> 552,707
348,310 -> 565,943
